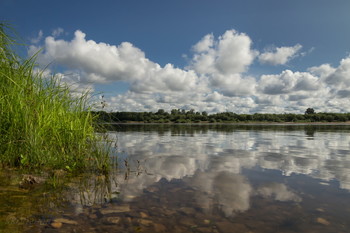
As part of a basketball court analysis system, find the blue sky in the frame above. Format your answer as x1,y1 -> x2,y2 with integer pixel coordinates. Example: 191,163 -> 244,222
1,0 -> 350,113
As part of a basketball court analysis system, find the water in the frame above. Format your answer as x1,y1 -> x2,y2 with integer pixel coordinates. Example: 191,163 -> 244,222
1,124 -> 350,232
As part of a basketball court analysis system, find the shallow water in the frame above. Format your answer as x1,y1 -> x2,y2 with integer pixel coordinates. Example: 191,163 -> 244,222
1,124 -> 350,232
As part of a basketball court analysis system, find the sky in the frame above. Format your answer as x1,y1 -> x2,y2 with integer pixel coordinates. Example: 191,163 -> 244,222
1,0 -> 350,113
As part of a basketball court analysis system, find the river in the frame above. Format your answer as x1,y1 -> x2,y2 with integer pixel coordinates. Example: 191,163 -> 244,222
1,124 -> 350,232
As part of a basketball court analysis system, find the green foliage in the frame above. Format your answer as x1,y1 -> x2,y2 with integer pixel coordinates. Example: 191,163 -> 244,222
0,24 -> 110,172
92,109 -> 350,124
305,108 -> 315,114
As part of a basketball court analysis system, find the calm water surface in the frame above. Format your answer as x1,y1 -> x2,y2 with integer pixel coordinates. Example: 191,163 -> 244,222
1,124 -> 350,232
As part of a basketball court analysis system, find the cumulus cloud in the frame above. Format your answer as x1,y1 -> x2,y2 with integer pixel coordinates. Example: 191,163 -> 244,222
192,34 -> 214,53
258,70 -> 320,95
212,74 -> 257,96
29,30 -> 151,83
28,28 -> 350,113
34,67 -> 95,98
190,30 -> 257,75
205,91 -> 223,102
258,44 -> 302,65
324,57 -> 350,87
29,30 -> 202,94
308,63 -> 336,79
189,30 -> 258,97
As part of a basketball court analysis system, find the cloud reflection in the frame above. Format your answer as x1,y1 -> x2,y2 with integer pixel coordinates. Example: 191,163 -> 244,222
257,183 -> 301,202
190,171 -> 252,216
113,129 -> 350,191
71,128 -> 349,216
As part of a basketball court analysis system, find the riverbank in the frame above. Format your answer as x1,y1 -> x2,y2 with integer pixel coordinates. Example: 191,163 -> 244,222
0,24 -> 110,172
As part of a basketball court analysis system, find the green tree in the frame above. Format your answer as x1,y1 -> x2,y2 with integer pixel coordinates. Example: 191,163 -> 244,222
305,108 -> 315,114
156,109 -> 165,115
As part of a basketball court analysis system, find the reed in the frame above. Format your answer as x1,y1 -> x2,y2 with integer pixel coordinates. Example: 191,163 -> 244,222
0,23 -> 110,172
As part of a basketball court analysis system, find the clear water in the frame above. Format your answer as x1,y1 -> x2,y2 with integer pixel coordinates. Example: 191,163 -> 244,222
1,124 -> 350,232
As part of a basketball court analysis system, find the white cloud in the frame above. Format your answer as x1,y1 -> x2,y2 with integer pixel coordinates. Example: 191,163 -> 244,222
52,27 -> 64,37
30,30 -> 43,44
258,44 -> 302,65
29,28 -> 350,113
192,33 -> 214,53
212,74 -> 257,96
308,63 -> 335,79
205,91 -> 223,102
258,70 -> 320,95
190,30 -> 257,75
324,57 -> 350,87
189,30 -> 258,97
29,30 -> 202,94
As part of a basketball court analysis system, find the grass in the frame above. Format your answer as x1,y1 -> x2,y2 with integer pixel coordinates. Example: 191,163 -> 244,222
0,23 -> 110,172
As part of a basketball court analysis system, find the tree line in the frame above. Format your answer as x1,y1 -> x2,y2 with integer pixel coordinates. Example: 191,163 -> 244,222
92,108 -> 350,123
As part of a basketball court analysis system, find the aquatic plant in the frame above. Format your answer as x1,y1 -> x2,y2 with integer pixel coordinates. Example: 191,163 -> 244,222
0,23 -> 110,172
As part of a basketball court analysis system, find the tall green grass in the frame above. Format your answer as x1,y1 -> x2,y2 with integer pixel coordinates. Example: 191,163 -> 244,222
0,24 -> 110,172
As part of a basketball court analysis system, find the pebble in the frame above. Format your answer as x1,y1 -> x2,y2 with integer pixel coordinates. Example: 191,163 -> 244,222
179,207 -> 195,215
106,217 -> 121,224
99,204 -> 130,215
53,218 -> 78,225
126,217 -> 132,224
179,217 -> 196,227
50,222 -> 62,229
139,219 -> 153,226
140,212 -> 149,218
154,223 -> 166,232
203,219 -> 211,225
316,217 -> 330,226
163,209 -> 176,216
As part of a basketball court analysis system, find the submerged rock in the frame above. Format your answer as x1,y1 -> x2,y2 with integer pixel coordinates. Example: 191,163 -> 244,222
154,223 -> 166,232
139,219 -> 153,226
140,212 -> 149,218
179,207 -> 195,215
316,217 -> 330,226
50,222 -> 62,229
53,218 -> 78,225
105,216 -> 121,224
19,175 -> 46,188
203,219 -> 211,225
99,204 -> 130,215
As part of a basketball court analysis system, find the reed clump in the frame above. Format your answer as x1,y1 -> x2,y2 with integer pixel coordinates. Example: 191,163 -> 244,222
0,24 -> 110,172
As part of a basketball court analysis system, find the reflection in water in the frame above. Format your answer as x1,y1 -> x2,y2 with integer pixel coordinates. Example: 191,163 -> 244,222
256,183 -> 301,202
65,125 -> 350,225
2,125 -> 350,232
58,125 -> 347,218
190,171 -> 252,216
305,126 -> 316,138
111,125 -> 350,192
